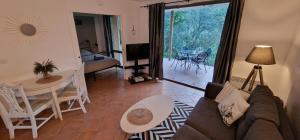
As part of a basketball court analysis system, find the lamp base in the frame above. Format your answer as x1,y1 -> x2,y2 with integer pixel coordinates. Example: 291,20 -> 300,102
241,64 -> 264,91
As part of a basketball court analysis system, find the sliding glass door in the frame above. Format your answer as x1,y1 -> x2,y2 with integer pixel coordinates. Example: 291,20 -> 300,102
163,2 -> 229,89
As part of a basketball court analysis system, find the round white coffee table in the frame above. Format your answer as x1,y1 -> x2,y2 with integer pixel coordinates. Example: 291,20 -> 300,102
120,95 -> 175,134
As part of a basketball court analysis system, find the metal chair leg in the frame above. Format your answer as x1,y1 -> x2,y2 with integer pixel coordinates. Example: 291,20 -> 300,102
189,62 -> 192,70
174,61 -> 179,70
170,59 -> 176,67
196,64 -> 200,74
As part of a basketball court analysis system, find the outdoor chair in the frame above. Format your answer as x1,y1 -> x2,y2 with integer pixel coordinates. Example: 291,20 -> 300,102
170,49 -> 189,70
191,48 -> 212,73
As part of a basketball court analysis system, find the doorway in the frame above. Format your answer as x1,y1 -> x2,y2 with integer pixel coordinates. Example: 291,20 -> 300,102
73,13 -> 123,66
73,13 -> 124,80
163,2 -> 229,89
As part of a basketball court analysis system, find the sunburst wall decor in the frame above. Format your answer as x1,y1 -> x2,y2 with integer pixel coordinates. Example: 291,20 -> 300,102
1,16 -> 48,46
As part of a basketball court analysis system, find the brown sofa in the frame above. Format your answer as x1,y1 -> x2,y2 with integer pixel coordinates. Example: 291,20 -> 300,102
172,82 -> 295,140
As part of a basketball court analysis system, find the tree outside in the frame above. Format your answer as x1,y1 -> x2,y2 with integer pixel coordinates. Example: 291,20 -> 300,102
164,3 -> 229,66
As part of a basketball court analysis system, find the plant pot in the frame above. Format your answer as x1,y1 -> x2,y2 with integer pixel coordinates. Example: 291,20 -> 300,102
43,73 -> 51,79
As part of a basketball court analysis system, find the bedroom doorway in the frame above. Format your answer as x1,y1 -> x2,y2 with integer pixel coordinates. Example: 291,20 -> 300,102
73,13 -> 124,79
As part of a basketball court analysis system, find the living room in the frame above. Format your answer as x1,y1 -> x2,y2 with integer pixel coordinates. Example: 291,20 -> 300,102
0,0 -> 299,140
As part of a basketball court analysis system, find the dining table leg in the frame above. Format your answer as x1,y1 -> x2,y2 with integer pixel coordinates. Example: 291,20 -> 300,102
51,88 -> 63,120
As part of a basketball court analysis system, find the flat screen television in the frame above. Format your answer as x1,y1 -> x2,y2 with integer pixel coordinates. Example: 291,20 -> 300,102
126,43 -> 150,61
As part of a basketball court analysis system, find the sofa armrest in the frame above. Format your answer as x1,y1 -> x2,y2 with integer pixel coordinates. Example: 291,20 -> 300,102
204,82 -> 223,99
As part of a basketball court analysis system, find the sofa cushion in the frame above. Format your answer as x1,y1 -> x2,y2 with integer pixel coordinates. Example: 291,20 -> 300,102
215,82 -> 249,103
236,85 -> 280,140
186,98 -> 236,140
215,81 -> 236,103
172,125 -> 211,140
243,119 -> 284,140
218,91 -> 250,126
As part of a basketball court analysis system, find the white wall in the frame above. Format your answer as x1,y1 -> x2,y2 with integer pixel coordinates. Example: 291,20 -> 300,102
0,0 -> 77,81
232,0 -> 300,103
286,25 -> 300,140
0,0 -> 143,81
74,16 -> 98,50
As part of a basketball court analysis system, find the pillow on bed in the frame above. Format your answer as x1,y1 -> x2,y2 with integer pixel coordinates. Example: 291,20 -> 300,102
94,56 -> 104,60
81,56 -> 91,62
80,49 -> 92,56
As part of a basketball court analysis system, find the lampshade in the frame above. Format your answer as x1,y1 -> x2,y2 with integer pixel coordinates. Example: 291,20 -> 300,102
246,45 -> 276,65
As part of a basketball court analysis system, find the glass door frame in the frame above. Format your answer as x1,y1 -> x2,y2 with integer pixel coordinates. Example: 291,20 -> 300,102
163,0 -> 231,91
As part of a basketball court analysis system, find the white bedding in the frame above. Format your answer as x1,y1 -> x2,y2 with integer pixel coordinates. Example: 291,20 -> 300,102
80,50 -> 120,73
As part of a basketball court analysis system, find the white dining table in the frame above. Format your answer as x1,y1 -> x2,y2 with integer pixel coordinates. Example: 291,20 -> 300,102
16,70 -> 75,120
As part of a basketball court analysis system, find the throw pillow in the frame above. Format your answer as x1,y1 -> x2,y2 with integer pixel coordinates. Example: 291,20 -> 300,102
215,81 -> 249,103
218,91 -> 250,126
237,89 -> 250,101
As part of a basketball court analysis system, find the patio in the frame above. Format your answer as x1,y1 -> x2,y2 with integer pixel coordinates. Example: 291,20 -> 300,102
163,58 -> 214,89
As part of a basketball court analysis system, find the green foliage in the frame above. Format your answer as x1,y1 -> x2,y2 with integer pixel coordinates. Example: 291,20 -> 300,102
173,11 -> 185,26
34,59 -> 58,77
164,3 -> 229,66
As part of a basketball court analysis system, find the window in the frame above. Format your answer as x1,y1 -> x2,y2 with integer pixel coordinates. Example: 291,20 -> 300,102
163,3 -> 229,89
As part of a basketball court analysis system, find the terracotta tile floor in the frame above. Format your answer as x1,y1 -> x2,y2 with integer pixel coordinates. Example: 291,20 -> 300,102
0,69 -> 204,140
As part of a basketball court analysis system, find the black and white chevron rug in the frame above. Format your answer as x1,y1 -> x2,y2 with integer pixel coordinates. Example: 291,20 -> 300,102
128,100 -> 194,140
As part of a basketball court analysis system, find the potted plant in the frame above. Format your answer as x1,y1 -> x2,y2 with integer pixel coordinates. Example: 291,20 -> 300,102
34,59 -> 58,79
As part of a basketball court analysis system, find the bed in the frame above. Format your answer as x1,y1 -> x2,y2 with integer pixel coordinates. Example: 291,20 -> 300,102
80,49 -> 120,78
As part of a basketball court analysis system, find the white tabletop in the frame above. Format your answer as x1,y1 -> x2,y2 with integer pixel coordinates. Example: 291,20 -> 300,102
17,70 -> 74,96
120,95 -> 175,134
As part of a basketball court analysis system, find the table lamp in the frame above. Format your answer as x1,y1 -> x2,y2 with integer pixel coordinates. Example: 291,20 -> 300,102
241,45 -> 276,91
